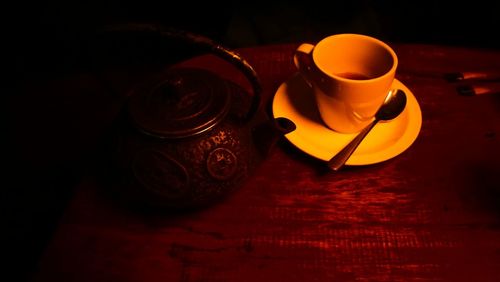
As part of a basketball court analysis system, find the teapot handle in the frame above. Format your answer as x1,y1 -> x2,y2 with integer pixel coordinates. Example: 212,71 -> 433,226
99,23 -> 261,122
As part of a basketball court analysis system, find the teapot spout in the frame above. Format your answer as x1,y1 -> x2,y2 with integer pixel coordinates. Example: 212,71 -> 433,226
253,117 -> 296,157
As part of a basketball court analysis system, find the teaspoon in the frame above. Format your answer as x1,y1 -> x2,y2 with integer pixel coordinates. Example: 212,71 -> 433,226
327,89 -> 407,171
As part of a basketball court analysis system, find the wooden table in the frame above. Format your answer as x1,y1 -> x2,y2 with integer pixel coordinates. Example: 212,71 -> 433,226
31,43 -> 500,281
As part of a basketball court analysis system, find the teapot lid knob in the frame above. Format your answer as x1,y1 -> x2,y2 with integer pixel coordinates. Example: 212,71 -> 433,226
128,68 -> 230,139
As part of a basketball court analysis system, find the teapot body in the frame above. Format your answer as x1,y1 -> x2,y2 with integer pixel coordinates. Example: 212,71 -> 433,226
112,110 -> 258,209
102,24 -> 294,210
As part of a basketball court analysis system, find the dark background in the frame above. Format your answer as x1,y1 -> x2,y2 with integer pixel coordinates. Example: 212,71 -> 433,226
5,0 -> 500,75
6,1 -> 500,48
4,1 -> 500,281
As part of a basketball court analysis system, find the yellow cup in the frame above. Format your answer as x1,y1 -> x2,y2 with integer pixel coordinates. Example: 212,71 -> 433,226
294,33 -> 398,133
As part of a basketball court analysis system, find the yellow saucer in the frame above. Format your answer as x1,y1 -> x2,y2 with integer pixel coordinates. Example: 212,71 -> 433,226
272,73 -> 422,165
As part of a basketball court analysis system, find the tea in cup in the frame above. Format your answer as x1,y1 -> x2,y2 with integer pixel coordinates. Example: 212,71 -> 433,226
294,33 -> 398,133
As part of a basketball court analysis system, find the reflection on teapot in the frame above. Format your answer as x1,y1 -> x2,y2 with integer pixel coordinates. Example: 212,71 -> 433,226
105,24 -> 295,210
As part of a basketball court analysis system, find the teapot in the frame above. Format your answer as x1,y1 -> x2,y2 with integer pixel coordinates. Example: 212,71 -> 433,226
105,24 -> 295,210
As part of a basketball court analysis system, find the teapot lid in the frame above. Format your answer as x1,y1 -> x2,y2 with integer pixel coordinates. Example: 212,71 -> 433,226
128,68 -> 231,139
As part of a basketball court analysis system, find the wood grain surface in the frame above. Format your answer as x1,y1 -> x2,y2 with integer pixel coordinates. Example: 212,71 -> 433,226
31,44 -> 500,282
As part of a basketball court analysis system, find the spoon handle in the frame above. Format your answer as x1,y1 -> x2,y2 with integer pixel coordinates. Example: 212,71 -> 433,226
327,119 -> 379,171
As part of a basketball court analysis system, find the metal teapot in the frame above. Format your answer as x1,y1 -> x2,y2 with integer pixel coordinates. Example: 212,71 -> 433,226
106,24 -> 295,210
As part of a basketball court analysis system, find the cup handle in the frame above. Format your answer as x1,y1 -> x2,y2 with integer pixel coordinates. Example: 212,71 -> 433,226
293,43 -> 316,87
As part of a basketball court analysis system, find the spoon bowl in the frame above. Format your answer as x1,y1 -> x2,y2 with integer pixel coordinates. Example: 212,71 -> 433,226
327,89 -> 407,171
376,89 -> 408,121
